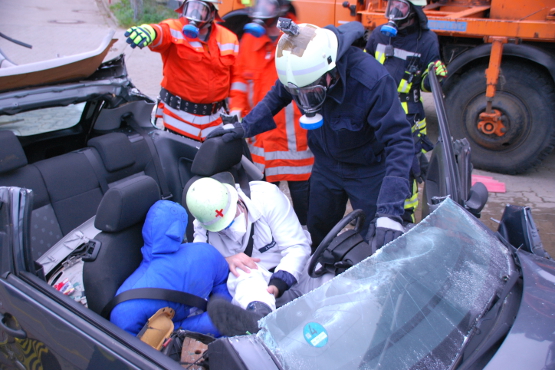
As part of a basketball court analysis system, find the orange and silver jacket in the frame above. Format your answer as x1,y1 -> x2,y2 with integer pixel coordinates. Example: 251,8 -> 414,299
229,23 -> 313,182
150,18 -> 239,141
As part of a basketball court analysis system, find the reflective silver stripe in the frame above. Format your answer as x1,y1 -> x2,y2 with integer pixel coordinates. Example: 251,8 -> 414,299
264,149 -> 313,161
189,40 -> 203,49
218,42 -> 239,53
231,82 -> 247,92
375,44 -> 421,60
276,58 -> 327,78
265,164 -> 313,177
169,28 -> 185,40
200,123 -> 223,139
164,105 -> 222,124
151,24 -> 164,47
247,80 -> 255,109
285,103 -> 297,152
163,114 -> 201,137
248,144 -> 265,157
398,79 -> 411,93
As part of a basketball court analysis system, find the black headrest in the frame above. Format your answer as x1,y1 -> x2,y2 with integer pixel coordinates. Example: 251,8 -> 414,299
88,132 -> 135,172
191,136 -> 243,176
0,130 -> 27,173
95,175 -> 160,232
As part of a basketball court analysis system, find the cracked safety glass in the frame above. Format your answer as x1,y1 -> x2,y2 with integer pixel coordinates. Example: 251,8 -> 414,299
257,198 -> 514,370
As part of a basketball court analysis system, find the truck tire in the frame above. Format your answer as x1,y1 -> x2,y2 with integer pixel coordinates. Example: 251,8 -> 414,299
443,61 -> 555,174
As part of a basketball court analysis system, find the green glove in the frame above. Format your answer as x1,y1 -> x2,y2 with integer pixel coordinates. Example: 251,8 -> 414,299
125,24 -> 156,49
429,60 -> 448,78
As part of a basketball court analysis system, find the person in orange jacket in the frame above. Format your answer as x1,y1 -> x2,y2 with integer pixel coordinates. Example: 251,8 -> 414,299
228,0 -> 314,225
124,0 -> 239,141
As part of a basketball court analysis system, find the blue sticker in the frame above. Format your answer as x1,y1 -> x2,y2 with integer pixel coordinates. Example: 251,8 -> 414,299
428,20 -> 467,32
303,322 -> 328,348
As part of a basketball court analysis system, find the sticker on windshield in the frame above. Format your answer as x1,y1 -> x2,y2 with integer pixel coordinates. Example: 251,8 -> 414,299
303,322 -> 328,348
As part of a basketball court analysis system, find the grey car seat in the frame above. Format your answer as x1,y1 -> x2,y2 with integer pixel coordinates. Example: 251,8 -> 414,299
83,175 -> 161,315
181,135 -> 263,239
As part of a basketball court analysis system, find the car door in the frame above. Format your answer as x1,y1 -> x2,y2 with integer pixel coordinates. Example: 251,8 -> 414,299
0,187 -> 181,370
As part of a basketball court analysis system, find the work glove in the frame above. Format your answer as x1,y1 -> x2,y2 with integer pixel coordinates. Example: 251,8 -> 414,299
365,216 -> 404,252
125,24 -> 156,49
429,60 -> 448,78
206,117 -> 245,143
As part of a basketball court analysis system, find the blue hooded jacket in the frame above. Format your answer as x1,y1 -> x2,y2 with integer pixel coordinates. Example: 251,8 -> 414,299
110,200 -> 232,337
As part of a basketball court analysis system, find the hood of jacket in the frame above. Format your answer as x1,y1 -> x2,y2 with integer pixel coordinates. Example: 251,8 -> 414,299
323,21 -> 365,105
141,200 -> 188,260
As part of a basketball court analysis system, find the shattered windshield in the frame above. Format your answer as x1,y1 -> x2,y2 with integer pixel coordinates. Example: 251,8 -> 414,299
258,198 -> 514,370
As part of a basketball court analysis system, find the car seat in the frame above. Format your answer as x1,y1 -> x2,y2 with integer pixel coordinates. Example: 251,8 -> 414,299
182,135 -> 263,239
82,175 -> 161,315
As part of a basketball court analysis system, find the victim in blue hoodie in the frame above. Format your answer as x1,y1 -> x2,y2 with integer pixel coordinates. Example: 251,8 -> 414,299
110,200 -> 232,337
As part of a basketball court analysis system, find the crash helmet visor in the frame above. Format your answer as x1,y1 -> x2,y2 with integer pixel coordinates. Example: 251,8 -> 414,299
385,0 -> 411,20
183,0 -> 214,23
284,76 -> 328,113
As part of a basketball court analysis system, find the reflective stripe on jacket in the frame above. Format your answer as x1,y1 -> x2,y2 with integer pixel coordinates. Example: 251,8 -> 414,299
229,29 -> 313,182
149,18 -> 238,140
365,23 -> 440,120
150,19 -> 238,104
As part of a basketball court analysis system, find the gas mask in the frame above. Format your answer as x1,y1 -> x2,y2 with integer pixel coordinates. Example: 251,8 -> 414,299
381,0 -> 412,37
243,0 -> 284,38
284,71 -> 338,130
182,0 -> 214,39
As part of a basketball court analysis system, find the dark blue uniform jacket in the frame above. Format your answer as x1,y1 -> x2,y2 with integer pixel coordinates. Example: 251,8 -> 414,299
110,200 -> 232,337
365,23 -> 441,121
241,21 -> 413,217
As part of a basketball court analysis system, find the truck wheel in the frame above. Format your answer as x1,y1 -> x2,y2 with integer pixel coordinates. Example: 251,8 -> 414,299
443,61 -> 555,174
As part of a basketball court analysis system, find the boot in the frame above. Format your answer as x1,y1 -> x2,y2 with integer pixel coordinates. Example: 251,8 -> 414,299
207,298 -> 272,337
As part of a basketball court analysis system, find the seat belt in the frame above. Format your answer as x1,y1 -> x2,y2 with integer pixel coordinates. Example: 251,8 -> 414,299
243,224 -> 255,257
101,287 -> 207,319
81,149 -> 109,194
124,115 -> 173,200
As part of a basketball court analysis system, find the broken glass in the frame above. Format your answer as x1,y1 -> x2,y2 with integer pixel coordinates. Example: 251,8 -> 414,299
258,198 -> 514,370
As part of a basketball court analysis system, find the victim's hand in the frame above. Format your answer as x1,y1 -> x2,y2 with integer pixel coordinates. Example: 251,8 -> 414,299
267,285 -> 279,298
225,253 -> 261,277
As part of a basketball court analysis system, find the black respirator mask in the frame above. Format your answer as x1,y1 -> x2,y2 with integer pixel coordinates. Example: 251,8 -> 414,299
244,0 -> 284,37
381,0 -> 412,37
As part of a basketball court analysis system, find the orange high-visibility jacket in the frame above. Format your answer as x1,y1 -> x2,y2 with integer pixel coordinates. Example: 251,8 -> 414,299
150,18 -> 239,141
229,30 -> 313,182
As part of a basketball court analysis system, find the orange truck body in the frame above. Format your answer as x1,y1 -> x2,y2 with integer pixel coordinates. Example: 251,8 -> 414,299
220,0 -> 555,174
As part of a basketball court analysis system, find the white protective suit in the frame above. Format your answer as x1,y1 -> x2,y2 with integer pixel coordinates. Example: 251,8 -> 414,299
192,181 -> 311,310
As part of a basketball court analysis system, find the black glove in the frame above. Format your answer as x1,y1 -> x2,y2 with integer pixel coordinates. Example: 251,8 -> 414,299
365,216 -> 404,253
206,120 -> 245,143
410,153 -> 423,183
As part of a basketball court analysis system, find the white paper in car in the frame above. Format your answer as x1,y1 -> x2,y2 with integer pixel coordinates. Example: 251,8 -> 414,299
257,198 -> 514,370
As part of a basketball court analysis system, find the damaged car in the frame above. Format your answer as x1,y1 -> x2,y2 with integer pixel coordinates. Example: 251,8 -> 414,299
0,31 -> 554,370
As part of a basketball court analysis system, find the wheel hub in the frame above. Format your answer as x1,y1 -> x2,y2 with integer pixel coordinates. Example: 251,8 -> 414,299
477,109 -> 506,136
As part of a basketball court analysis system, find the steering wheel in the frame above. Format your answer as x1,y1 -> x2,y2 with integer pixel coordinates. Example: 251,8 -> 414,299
308,209 -> 366,278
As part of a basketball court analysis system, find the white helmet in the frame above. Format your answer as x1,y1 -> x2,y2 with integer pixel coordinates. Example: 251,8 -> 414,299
275,20 -> 338,113
186,177 -> 238,232
275,22 -> 338,89
409,0 -> 427,6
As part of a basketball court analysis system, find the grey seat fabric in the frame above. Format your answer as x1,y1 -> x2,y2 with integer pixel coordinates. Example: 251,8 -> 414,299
0,130 -> 169,263
0,131 -> 62,260
83,175 -> 161,316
